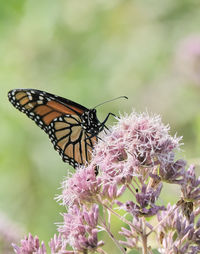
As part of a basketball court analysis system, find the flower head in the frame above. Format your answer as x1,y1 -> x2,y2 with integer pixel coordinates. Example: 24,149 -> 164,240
91,112 -> 181,202
181,165 -> 200,201
94,112 -> 180,179
58,204 -> 103,252
58,164 -> 101,207
159,158 -> 186,184
12,233 -> 46,254
157,204 -> 200,253
49,234 -> 67,253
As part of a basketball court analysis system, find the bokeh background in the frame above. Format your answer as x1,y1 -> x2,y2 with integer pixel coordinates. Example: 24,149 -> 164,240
1,0 -> 200,253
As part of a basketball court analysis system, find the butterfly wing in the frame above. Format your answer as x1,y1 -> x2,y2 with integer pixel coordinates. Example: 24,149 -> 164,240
8,89 -> 96,167
49,115 -> 97,167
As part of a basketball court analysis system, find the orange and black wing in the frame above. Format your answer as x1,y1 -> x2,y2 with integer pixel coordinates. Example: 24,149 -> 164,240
49,115 -> 97,167
8,89 -> 96,167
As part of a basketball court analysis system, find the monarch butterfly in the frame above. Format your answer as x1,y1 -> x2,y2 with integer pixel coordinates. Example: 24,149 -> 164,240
8,89 -> 116,168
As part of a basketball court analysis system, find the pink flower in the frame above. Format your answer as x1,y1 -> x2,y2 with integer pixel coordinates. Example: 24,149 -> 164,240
58,164 -> 101,206
157,204 -> 200,253
49,234 -> 67,253
12,233 -> 46,254
92,112 -> 181,194
58,204 -> 104,252
181,164 -> 200,201
159,158 -> 186,184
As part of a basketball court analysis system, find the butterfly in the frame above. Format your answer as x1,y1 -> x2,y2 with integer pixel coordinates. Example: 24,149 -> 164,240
8,89 -> 115,168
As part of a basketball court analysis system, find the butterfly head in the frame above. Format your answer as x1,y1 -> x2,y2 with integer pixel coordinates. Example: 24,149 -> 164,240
81,109 -> 102,135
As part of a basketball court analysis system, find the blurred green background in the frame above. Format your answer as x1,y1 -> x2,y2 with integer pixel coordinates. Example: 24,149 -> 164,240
1,0 -> 200,253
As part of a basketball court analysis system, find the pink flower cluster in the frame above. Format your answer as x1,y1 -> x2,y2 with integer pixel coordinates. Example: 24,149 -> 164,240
58,205 -> 104,252
157,204 -> 200,253
12,111 -> 200,253
58,164 -> 101,206
12,234 -> 46,254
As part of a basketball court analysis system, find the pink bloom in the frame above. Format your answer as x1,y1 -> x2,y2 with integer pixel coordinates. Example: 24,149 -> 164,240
58,204 -> 103,252
49,234 -> 67,253
12,233 -> 46,254
92,112 -> 181,193
159,158 -> 186,184
181,164 -> 200,201
58,164 -> 101,206
157,204 -> 200,253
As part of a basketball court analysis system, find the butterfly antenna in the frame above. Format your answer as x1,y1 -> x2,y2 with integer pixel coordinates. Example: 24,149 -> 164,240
94,96 -> 128,109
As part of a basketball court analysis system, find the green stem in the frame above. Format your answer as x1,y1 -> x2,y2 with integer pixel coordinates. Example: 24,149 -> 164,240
103,204 -> 142,234
141,234 -> 148,254
147,205 -> 178,237
99,215 -> 126,254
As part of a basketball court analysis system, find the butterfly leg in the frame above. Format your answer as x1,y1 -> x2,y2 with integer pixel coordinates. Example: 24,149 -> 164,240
102,112 -> 116,125
84,112 -> 115,144
84,133 -> 103,144
99,112 -> 116,133
103,125 -> 110,134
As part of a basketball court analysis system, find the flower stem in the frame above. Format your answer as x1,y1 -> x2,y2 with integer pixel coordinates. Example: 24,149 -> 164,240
103,204 -> 141,234
99,215 -> 126,254
127,184 -> 136,197
147,205 -> 178,236
141,217 -> 148,254
141,234 -> 148,254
